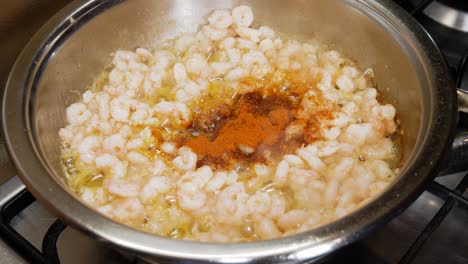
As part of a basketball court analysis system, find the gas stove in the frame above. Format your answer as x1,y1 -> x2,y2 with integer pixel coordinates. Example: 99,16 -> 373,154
0,1 -> 467,263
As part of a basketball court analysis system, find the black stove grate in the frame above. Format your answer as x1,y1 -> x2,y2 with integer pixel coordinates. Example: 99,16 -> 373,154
1,1 -> 468,263
393,0 -> 435,15
0,189 -> 67,264
0,190 -> 44,263
398,176 -> 468,264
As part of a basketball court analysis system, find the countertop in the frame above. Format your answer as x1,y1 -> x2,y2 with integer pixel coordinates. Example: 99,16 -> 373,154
0,0 -> 71,185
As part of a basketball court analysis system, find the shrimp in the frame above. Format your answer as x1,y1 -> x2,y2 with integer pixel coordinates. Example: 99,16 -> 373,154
297,147 -> 326,172
151,159 -> 167,175
235,27 -> 261,43
208,10 -> 233,29
215,183 -> 249,224
175,35 -> 196,53
126,138 -> 144,150
178,182 -> 206,211
341,123 -> 373,146
153,101 -> 191,123
259,38 -> 274,51
153,50 -> 175,69
136,47 -> 153,60
103,134 -> 126,154
193,165 -> 214,188
342,66 -> 359,78
275,160 -> 289,185
225,67 -> 247,81
259,26 -> 275,39
324,178 -> 339,206
127,151 -> 149,165
59,127 -> 73,144
285,120 -> 306,140
95,92 -> 111,121
66,103 -> 91,125
84,115 -> 112,135
180,165 -> 213,189
125,71 -> 145,91
205,171 -> 228,192
242,51 -> 268,69
95,153 -> 127,178
104,178 -> 139,197
112,50 -> 136,71
329,113 -> 353,128
226,48 -> 241,64
185,53 -> 208,75
255,218 -> 281,239
143,71 -> 163,96
110,97 -> 137,122
361,138 -> 394,160
82,91 -> 95,104
173,146 -> 197,171
267,192 -> 286,219
77,136 -> 102,164
81,187 -> 107,206
352,164 -> 376,195
210,62 -> 233,75
232,5 -> 254,28
342,102 -> 358,116
316,140 -> 340,157
253,163 -> 271,179
283,154 -> 304,167
247,191 -> 271,216
236,38 -> 257,50
328,157 -> 355,180
111,198 -> 144,221
140,176 -> 171,203
173,63 -> 188,84
322,126 -> 341,140
319,50 -> 343,68
220,37 -> 236,49
175,89 -> 191,102
130,106 -> 151,125
380,104 -> 396,120
108,68 -> 125,86
277,209 -> 307,231
160,142 -> 177,155
202,25 -> 228,41
365,160 -> 392,180
336,75 -> 355,93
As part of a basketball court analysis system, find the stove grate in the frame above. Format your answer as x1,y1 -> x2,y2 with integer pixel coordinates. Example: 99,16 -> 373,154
0,190 -> 47,263
393,0 -> 435,15
398,173 -> 468,264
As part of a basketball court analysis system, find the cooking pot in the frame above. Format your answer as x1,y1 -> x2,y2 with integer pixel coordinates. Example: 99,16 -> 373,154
2,0 -> 467,263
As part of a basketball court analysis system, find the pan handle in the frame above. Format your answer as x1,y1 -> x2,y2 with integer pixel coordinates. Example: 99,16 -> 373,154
439,89 -> 468,175
0,176 -> 26,208
458,89 -> 468,114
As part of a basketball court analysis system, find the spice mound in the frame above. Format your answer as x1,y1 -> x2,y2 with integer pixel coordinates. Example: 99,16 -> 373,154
185,78 -> 332,169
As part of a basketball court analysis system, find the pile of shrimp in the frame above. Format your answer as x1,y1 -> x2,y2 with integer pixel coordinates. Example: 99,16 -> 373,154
59,5 -> 399,242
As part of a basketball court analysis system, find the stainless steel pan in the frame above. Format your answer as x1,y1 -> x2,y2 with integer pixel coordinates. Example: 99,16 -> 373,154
2,0 -> 465,263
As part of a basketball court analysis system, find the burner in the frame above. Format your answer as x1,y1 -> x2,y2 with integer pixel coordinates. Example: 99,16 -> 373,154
424,1 -> 468,33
